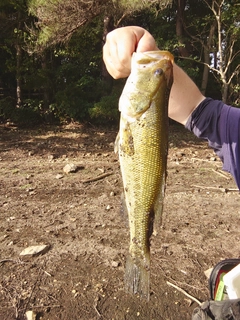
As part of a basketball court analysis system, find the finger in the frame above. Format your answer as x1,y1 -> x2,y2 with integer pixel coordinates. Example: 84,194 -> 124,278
115,35 -> 135,76
103,30 -> 133,79
103,41 -> 129,79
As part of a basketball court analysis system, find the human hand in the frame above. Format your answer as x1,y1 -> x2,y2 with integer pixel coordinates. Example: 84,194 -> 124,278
103,26 -> 158,79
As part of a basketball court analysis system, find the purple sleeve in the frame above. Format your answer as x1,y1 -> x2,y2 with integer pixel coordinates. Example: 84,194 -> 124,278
185,97 -> 240,189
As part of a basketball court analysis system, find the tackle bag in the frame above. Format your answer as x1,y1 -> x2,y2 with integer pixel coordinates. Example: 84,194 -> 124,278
192,259 -> 240,320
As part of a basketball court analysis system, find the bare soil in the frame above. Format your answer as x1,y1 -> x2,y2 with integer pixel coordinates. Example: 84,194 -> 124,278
0,122 -> 240,320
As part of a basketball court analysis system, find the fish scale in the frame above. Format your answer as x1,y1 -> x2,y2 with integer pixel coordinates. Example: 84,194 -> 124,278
116,51 -> 173,300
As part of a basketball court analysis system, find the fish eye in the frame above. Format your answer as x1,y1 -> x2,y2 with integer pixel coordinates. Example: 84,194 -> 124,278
154,68 -> 163,76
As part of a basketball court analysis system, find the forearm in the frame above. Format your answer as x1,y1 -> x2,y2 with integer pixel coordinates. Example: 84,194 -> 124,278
168,64 -> 205,125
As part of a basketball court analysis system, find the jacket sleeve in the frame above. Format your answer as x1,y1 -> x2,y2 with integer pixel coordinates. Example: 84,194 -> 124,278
185,97 -> 240,189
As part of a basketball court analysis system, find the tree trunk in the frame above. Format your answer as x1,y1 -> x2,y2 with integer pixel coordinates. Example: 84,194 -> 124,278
201,22 -> 216,95
201,52 -> 209,95
16,11 -> 22,108
222,82 -> 228,104
101,15 -> 114,94
41,51 -> 51,112
16,43 -> 22,108
176,0 -> 189,57
101,15 -> 114,92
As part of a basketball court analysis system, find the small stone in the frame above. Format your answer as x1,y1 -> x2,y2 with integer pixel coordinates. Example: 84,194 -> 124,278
106,205 -> 111,210
48,154 -> 55,161
56,173 -> 64,179
110,191 -> 115,196
7,216 -> 15,221
20,244 -> 50,257
25,310 -> 36,320
204,267 -> 213,279
63,163 -> 78,174
112,261 -> 119,268
176,151 -> 185,157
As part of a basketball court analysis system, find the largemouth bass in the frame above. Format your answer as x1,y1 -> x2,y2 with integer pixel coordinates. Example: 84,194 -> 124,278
116,51 -> 173,300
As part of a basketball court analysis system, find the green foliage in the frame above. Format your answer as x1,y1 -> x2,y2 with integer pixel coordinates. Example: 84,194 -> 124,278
114,0 -> 172,12
0,97 -> 16,121
28,0 -> 109,50
53,74 -> 122,125
89,86 -> 122,124
0,0 -> 239,127
0,97 -> 43,126
48,17 -> 107,122
54,82 -> 93,121
229,83 -> 240,108
12,106 -> 43,127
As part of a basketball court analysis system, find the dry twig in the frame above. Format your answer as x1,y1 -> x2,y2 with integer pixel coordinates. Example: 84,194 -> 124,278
166,281 -> 201,306
0,259 -> 15,265
94,295 -> 102,318
192,184 -> 239,192
211,168 -> 230,179
81,172 -> 113,183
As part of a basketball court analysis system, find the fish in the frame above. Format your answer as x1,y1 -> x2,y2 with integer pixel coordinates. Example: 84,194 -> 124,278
115,50 -> 174,300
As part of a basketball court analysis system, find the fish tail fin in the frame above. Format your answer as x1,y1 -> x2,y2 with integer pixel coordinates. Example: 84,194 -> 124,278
124,253 -> 150,300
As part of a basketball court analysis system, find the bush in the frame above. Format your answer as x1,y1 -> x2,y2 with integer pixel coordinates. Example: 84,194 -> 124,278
55,88 -> 92,121
13,107 -> 43,126
89,90 -> 120,124
0,97 -> 43,126
0,97 -> 16,121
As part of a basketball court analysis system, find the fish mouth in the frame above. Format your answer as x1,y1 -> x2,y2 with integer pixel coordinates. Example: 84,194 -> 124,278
133,51 -> 174,66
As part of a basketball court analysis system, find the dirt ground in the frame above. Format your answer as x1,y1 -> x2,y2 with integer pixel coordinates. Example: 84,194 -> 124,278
0,122 -> 240,320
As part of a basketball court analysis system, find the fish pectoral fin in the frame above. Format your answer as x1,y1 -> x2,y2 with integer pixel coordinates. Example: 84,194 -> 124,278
119,121 -> 134,156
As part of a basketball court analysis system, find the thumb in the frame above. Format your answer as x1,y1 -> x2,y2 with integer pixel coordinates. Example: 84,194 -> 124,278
136,30 -> 159,53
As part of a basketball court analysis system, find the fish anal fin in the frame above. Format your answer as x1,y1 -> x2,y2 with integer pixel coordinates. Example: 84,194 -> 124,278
153,171 -> 167,234
120,192 -> 129,228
